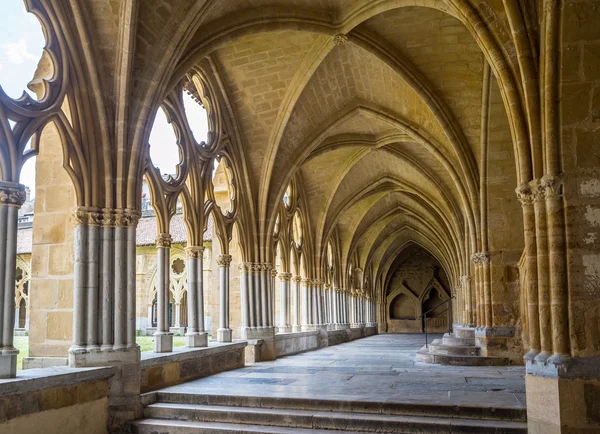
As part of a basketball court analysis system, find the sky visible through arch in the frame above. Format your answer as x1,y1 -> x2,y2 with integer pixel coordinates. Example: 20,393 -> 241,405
0,0 -> 209,200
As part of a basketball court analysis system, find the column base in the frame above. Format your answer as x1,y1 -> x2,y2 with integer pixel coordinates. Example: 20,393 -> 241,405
526,356 -> 600,433
475,326 -> 519,362
243,326 -> 275,340
217,328 -> 232,343
277,325 -> 292,333
186,332 -> 208,348
0,351 -> 18,379
154,333 -> 174,353
292,325 -> 302,333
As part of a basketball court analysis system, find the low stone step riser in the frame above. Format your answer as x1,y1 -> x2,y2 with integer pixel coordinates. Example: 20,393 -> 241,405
416,352 -> 509,367
453,328 -> 476,339
154,393 -> 526,422
442,337 -> 476,346
134,420 -> 526,434
428,345 -> 480,356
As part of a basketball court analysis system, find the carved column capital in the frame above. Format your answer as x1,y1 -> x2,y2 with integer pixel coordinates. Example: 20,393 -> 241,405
471,252 -> 490,265
0,181 -> 26,207
217,254 -> 232,267
291,276 -> 302,283
324,283 -> 332,290
251,263 -> 262,273
238,262 -> 250,272
156,233 -> 172,248
72,207 -> 103,226
540,173 -> 563,199
115,208 -> 141,227
278,272 -> 292,281
301,277 -> 311,285
185,245 -> 205,259
515,183 -> 535,205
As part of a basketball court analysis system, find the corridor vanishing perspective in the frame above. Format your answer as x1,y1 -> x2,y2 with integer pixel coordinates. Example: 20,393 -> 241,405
0,1 -> 599,433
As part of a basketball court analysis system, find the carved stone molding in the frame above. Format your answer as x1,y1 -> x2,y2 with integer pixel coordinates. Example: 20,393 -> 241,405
291,276 -> 302,283
278,272 -> 292,281
217,254 -> 232,267
185,245 -> 205,259
324,283 -> 331,290
301,277 -> 311,285
515,182 -> 535,205
0,182 -> 26,207
333,34 -> 348,45
541,173 -> 563,199
459,275 -> 472,287
238,262 -> 250,272
271,269 -> 278,278
115,209 -> 141,227
156,233 -> 172,248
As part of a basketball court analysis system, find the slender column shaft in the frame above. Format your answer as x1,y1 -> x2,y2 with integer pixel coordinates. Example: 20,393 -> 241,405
293,277 -> 301,330
86,224 -> 99,349
126,225 -> 137,347
279,273 -> 291,330
239,263 -> 249,329
73,222 -> 88,350
253,264 -> 261,326
101,223 -> 113,349
114,225 -> 128,349
260,265 -> 268,327
533,181 -> 552,361
217,254 -> 232,342
315,282 -> 322,325
301,278 -> 309,327
543,176 -> 570,362
153,233 -> 173,353
248,264 -> 256,328
186,256 -> 199,334
2,206 -> 18,349
197,249 -> 205,333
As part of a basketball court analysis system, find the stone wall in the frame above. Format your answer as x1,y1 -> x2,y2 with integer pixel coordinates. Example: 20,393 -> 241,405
28,121 -> 76,359
0,367 -> 113,434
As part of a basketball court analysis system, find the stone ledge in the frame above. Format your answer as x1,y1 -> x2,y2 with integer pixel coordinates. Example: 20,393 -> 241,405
140,341 -> 247,368
0,366 -> 115,396
274,331 -> 319,341
140,341 -> 247,393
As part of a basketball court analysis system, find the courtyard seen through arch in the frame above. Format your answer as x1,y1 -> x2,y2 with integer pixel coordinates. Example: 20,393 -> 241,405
0,1 -> 599,433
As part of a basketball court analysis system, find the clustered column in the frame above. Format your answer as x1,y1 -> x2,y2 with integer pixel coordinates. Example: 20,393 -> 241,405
154,233 -> 173,353
217,254 -> 232,342
68,207 -> 141,365
278,272 -> 292,332
185,246 -> 208,347
515,176 -> 570,365
239,262 -> 276,339
0,182 -> 25,378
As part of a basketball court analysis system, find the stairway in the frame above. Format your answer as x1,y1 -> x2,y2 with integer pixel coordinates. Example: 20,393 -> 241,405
132,390 -> 527,433
416,326 -> 509,366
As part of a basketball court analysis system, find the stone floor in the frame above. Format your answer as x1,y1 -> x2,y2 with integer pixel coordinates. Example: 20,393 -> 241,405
158,334 -> 526,411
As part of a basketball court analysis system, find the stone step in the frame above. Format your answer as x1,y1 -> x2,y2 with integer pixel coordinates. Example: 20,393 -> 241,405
139,402 -> 527,434
453,326 -> 476,339
442,333 -> 475,346
132,419 -> 363,434
428,340 -> 481,356
416,346 -> 510,366
153,392 -> 526,422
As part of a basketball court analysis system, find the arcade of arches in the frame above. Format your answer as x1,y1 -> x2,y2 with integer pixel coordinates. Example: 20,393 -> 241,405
0,1 -> 599,433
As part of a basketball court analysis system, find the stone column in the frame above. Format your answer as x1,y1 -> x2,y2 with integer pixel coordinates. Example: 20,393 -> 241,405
542,174 -> 570,364
217,254 -> 233,342
185,246 -> 208,347
531,179 -> 552,362
278,272 -> 292,332
0,182 -> 24,378
239,262 -> 250,330
301,278 -> 310,330
147,305 -> 152,330
260,263 -> 269,327
270,267 -> 277,328
154,233 -> 173,353
460,275 -> 473,326
174,304 -> 181,328
13,308 -> 19,329
315,280 -> 323,325
516,183 -> 540,360
292,276 -> 302,332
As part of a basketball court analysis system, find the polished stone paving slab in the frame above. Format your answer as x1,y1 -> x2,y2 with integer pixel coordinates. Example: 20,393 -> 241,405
159,334 -> 526,410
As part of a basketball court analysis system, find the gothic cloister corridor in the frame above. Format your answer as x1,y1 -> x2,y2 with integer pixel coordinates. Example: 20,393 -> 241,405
0,0 -> 599,433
